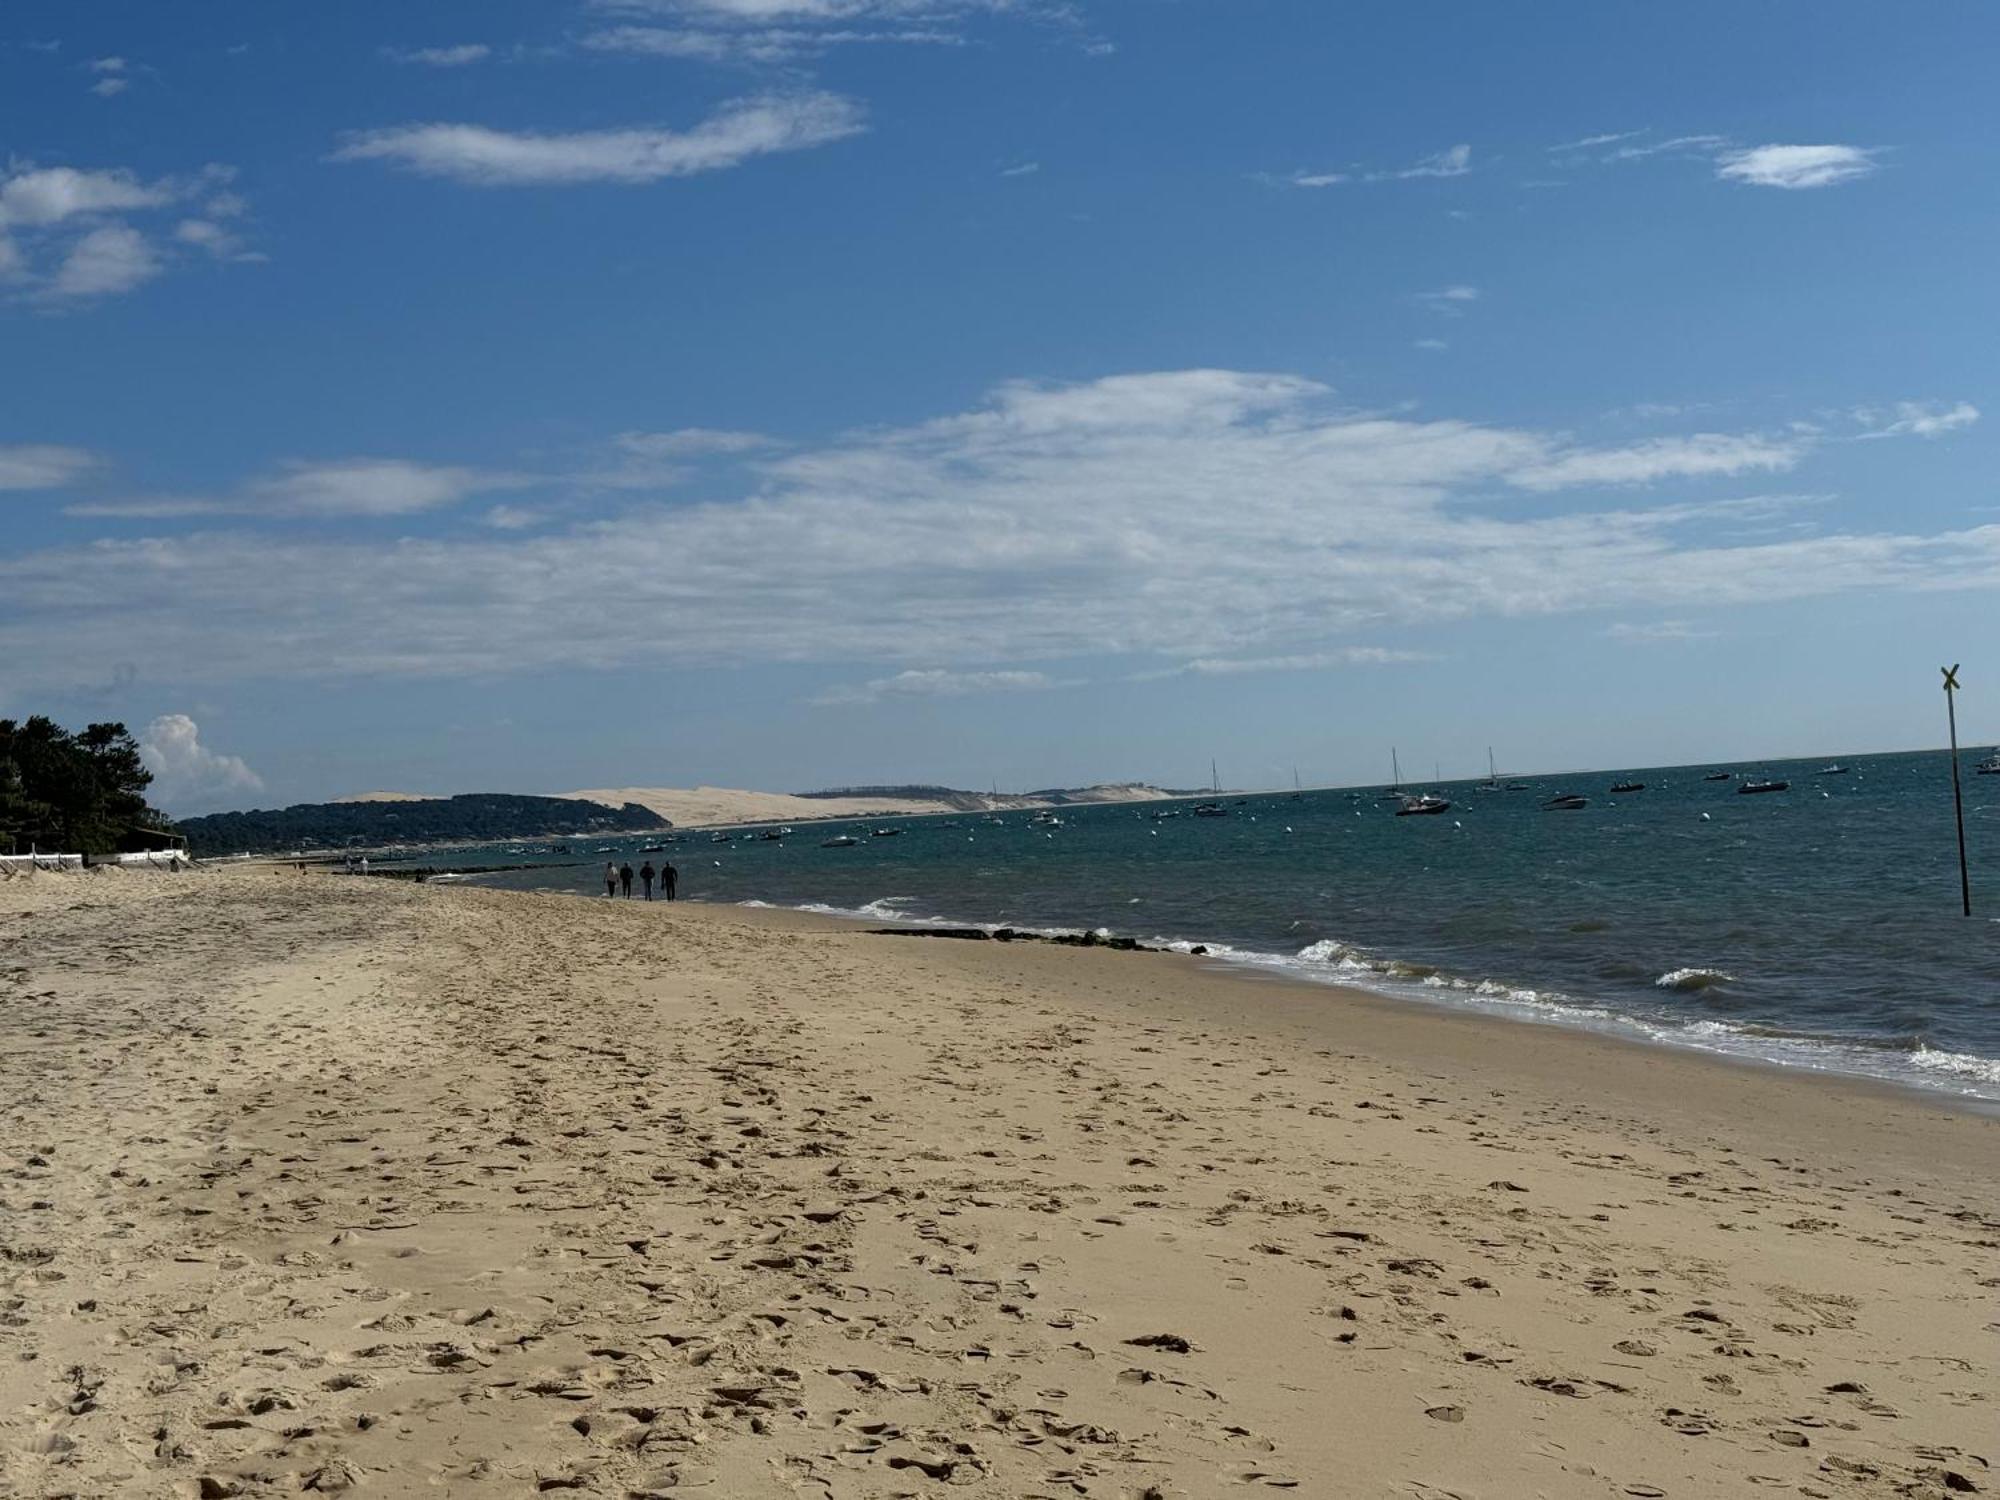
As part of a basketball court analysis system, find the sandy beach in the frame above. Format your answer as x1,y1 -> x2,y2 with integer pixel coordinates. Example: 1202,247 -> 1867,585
2,868 -> 1993,1499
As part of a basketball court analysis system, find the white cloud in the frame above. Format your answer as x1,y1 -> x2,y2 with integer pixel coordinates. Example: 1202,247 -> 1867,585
91,77 -> 129,97
482,504 -> 548,530
1854,401 -> 1979,441
0,444 -> 99,490
1397,143 -> 1471,179
0,166 -> 172,227
9,371 -> 1992,693
999,161 -> 1040,178
1166,649 -> 1437,677
813,668 -> 1056,706
138,714 -> 262,813
617,427 -> 771,456
65,459 -> 508,520
332,93 -> 865,185
0,163 -> 254,303
48,224 -> 161,299
62,497 -> 230,519
251,459 -> 499,516
1716,144 -> 1878,190
1280,144 -> 1471,189
582,23 -> 961,63
1509,433 -> 1803,491
1414,285 -> 1480,316
1413,338 -> 1448,352
1548,128 -> 1649,153
386,43 -> 492,66
1607,620 -> 1718,644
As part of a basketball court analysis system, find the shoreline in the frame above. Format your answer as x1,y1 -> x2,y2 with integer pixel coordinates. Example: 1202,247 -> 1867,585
3,867 -> 1993,1497
675,883 -> 2000,1113
720,894 -> 2000,1133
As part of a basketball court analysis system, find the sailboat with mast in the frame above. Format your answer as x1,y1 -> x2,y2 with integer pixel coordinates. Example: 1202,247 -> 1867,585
1193,758 -> 1228,816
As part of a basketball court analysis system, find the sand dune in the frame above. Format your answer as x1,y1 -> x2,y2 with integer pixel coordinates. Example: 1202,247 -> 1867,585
559,782 -> 1176,828
2,868 -> 1991,1497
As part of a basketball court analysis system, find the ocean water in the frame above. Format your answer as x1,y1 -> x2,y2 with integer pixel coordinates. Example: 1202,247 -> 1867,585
423,750 -> 2000,1103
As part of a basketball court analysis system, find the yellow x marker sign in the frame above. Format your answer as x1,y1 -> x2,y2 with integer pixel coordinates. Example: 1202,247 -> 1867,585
1942,664 -> 1961,692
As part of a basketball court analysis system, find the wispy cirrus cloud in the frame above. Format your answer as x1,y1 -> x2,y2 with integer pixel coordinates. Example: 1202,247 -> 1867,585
1548,130 -> 1880,190
332,92 -> 864,185
64,459 -> 516,520
14,370 -> 1990,694
812,667 -> 1058,706
384,43 -> 492,66
1606,619 -> 1718,644
1414,285 -> 1480,316
1852,401 -> 1979,441
1280,143 -> 1471,189
0,444 -> 100,491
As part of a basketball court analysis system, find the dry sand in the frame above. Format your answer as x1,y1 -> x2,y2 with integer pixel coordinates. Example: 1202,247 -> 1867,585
1,868 -> 1993,1499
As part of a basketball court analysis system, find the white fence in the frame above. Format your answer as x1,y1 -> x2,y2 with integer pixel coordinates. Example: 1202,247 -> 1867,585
0,852 -> 188,872
0,853 -> 84,872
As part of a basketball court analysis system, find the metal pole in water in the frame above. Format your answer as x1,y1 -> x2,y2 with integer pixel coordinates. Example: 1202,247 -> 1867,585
1942,664 -> 1971,917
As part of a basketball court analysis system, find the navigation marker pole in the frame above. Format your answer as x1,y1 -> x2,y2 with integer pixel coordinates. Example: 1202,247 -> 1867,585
1942,664 -> 1971,917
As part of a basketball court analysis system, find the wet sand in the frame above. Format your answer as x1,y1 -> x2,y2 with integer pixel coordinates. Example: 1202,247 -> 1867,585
2,867 -> 1993,1498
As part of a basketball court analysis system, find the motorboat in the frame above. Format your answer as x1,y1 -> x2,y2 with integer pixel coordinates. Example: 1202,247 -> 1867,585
1702,771 -> 1733,782
1542,793 -> 1589,811
1191,802 -> 1228,818
821,835 -> 858,848
1976,752 -> 2000,775
1395,793 -> 1452,817
871,827 -> 903,837
1737,779 -> 1790,795
1609,781 -> 1645,794
1028,811 -> 1062,828
1813,764 -> 1849,776
1149,808 -> 1182,820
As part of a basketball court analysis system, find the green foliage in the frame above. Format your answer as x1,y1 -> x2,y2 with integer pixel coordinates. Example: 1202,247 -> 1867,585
174,794 -> 665,856
0,717 -> 173,855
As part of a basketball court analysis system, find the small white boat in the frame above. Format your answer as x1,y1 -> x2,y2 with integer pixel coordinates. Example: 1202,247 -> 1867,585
821,835 -> 858,848
1977,752 -> 2000,775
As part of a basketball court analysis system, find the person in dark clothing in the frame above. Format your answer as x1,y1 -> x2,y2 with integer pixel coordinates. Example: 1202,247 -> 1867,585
663,861 -> 678,901
639,861 -> 655,900
604,862 -> 618,898
619,862 -> 634,898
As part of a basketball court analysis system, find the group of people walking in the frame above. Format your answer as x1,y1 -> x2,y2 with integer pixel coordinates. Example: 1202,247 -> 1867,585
607,858 -> 677,901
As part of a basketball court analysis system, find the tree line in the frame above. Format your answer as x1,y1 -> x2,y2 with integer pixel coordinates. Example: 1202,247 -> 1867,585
0,718 -> 174,855
175,794 -> 665,856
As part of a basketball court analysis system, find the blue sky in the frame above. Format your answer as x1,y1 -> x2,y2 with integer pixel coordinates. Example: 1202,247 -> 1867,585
3,1 -> 1996,812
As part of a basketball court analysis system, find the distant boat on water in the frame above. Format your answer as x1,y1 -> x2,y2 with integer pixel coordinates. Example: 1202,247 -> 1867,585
1738,779 -> 1790,795
1703,771 -> 1733,781
1191,802 -> 1228,818
1814,764 -> 1849,777
1976,752 -> 2000,775
1395,793 -> 1452,817
1543,793 -> 1589,811
871,827 -> 903,837
1610,780 -> 1645,794
821,835 -> 858,848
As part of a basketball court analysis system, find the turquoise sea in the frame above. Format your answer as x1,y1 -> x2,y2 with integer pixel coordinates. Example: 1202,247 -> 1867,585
419,749 -> 2000,1103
